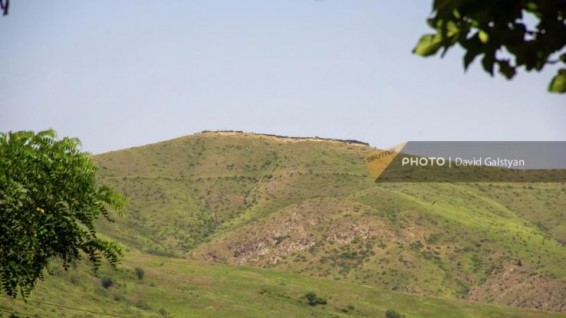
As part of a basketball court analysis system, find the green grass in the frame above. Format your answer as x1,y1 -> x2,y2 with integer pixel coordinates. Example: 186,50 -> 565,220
2,251 -> 564,318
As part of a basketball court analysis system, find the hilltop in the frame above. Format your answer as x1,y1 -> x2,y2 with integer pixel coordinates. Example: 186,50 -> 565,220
200,130 -> 370,146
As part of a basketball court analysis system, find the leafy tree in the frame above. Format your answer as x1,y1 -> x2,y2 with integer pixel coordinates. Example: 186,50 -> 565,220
414,0 -> 566,93
0,130 -> 126,298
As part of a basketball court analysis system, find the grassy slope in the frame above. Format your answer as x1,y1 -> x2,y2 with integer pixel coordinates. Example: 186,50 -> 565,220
1,251 -> 564,318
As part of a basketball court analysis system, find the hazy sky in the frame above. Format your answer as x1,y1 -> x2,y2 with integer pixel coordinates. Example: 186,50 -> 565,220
1,1 -> 564,154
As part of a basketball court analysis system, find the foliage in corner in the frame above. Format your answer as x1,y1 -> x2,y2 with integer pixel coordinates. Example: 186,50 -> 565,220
413,0 -> 566,93
0,130 -> 126,298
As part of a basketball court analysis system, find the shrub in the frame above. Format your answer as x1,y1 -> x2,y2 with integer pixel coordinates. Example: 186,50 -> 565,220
135,267 -> 145,280
385,309 -> 404,318
304,292 -> 327,306
101,277 -> 113,289
340,304 -> 355,313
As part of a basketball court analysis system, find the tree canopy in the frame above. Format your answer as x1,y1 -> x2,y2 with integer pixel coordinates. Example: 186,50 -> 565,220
0,130 -> 126,298
413,0 -> 566,93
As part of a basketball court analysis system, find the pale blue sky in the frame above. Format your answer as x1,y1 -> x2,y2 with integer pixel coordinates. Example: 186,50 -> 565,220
1,1 -> 564,154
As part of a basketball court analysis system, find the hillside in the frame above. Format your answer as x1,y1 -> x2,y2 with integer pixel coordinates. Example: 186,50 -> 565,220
3,131 -> 564,317
89,131 -> 566,313
3,252 -> 565,318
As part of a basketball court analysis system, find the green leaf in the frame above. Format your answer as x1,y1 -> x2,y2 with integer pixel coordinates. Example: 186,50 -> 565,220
426,18 -> 437,29
463,49 -> 481,70
413,34 -> 442,57
433,0 -> 452,10
548,69 -> 566,93
481,51 -> 496,76
497,60 -> 516,79
452,9 -> 461,19
444,20 -> 459,37
478,30 -> 489,43
524,1 -> 538,12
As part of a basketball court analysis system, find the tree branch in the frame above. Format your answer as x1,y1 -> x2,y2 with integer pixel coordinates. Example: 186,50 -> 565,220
0,0 -> 9,16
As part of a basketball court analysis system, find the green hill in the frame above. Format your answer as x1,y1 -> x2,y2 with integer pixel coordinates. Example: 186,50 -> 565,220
2,131 -> 565,317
